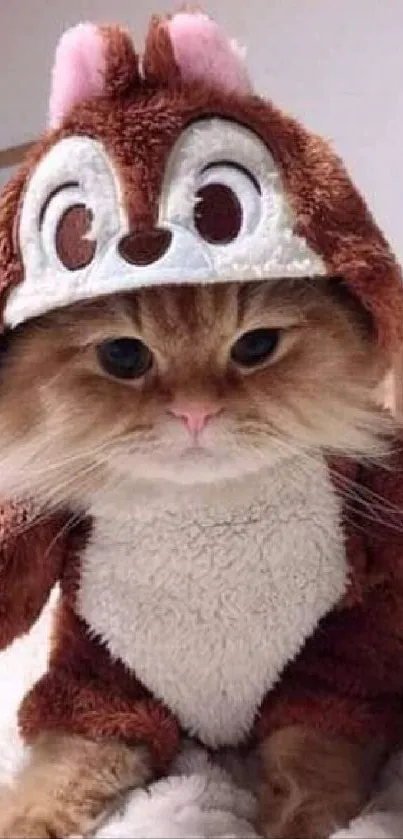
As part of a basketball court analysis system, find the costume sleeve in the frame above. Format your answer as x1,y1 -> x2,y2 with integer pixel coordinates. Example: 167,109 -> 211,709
257,444 -> 403,747
0,501 -> 65,649
19,603 -> 180,772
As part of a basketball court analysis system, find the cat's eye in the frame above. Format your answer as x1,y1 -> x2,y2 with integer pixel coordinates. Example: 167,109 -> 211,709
230,328 -> 280,368
97,338 -> 153,380
194,162 -> 261,245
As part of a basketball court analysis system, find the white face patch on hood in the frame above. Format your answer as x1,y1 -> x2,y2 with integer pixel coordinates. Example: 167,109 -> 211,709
5,118 -> 326,329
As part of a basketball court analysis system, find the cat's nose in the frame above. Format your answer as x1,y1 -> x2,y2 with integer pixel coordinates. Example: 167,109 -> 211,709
168,402 -> 222,436
118,228 -> 172,266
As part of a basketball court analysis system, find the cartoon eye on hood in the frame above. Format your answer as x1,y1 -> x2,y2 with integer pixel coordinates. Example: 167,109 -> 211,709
0,11 -> 402,356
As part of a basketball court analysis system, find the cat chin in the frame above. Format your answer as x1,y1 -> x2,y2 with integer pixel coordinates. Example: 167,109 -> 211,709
108,446 -> 285,488
142,462 -> 258,486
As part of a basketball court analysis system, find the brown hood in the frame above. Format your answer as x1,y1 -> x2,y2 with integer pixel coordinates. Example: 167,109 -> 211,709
0,10 -> 401,357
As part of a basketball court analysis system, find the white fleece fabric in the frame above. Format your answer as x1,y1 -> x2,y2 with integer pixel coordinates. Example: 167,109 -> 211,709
5,119 -> 326,329
79,458 -> 347,748
1,594 -> 403,838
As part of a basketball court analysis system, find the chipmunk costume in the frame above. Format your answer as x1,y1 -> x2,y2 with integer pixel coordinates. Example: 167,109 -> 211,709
0,10 -> 403,774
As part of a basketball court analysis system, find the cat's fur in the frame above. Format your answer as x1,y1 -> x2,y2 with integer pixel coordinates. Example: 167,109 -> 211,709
0,279 -> 389,505
0,7 -> 401,837
0,278 -> 392,838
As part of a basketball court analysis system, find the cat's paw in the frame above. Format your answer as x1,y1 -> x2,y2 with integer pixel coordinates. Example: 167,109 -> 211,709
257,726 -> 378,839
0,808 -> 76,839
258,774 -> 334,839
0,791 -> 95,839
0,737 -> 153,839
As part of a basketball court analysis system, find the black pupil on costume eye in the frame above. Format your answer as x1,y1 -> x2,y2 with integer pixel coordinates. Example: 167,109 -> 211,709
97,338 -> 152,380
231,329 -> 279,368
194,183 -> 242,244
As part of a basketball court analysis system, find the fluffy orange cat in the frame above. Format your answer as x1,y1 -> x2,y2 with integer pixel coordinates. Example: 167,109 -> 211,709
0,280 -> 388,502
0,9 -> 402,839
0,279 -> 392,838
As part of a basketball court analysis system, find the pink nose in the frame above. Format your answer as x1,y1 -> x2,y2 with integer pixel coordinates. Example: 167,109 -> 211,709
169,402 -> 221,435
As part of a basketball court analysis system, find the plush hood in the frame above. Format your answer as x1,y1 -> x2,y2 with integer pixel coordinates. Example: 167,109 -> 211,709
0,10 -> 402,355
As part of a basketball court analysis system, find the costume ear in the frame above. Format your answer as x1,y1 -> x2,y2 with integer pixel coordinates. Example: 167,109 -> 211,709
48,22 -> 140,129
143,11 -> 252,94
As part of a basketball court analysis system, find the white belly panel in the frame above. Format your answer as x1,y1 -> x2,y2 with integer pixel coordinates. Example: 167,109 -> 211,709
78,457 -> 347,747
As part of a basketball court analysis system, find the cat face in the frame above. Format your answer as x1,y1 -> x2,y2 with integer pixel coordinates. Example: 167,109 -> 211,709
0,279 -> 389,508
0,11 -> 399,511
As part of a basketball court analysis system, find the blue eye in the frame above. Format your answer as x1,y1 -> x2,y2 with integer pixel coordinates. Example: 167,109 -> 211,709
231,329 -> 279,368
97,338 -> 153,380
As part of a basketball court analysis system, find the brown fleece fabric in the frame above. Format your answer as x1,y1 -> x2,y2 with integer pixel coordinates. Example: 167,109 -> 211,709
5,449 -> 403,765
17,521 -> 180,771
0,12 -> 403,771
257,450 -> 403,748
143,14 -> 181,88
99,24 -> 141,97
0,43 -> 402,351
19,664 -> 180,772
0,505 -> 65,650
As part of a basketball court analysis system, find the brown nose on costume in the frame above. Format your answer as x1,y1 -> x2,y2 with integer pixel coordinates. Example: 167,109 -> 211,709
118,229 -> 173,267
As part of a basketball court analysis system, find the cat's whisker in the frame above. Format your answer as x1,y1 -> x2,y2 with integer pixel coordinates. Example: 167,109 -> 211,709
270,437 -> 403,534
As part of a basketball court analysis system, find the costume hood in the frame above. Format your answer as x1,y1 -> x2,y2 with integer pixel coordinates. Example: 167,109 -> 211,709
0,10 -> 402,355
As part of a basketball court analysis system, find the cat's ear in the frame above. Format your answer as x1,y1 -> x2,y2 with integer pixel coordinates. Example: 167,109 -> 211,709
48,22 -> 140,129
143,11 -> 252,94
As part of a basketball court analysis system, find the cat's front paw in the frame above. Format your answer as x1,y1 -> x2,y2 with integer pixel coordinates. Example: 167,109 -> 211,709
0,786 -> 102,838
259,787 -> 334,839
0,736 -> 153,838
0,806 -> 77,839
257,726 -> 378,839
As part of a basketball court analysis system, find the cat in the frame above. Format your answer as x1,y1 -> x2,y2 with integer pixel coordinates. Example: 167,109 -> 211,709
0,277 -> 392,838
0,278 -> 388,500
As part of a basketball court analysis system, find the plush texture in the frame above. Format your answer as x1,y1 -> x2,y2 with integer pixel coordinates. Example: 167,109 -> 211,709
0,451 -> 398,772
0,2 -> 403,810
9,122 -> 327,326
49,22 -> 140,128
1,598 -> 403,839
77,458 -> 346,749
48,24 -> 106,130
166,13 -> 252,94
1,12 -> 402,348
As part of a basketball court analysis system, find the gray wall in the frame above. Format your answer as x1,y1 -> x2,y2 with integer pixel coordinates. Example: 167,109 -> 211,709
0,167 -> 14,189
1,0 -> 403,256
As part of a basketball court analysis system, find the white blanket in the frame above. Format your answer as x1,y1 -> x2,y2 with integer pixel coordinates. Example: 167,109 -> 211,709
1,594 -> 403,838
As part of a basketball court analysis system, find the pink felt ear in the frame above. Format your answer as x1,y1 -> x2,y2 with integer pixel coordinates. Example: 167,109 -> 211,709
166,13 -> 251,95
48,23 -> 106,129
